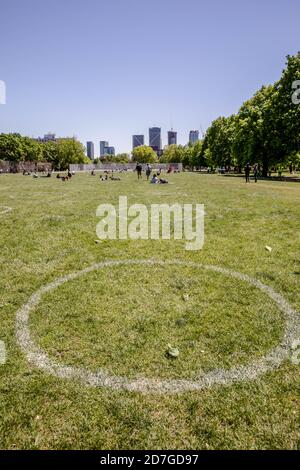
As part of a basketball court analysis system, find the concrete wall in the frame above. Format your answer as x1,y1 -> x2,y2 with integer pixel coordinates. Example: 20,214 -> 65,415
69,163 -> 183,172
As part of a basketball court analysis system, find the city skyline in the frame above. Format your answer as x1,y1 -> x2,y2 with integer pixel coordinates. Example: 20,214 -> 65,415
1,0 -> 299,154
86,128 -> 195,157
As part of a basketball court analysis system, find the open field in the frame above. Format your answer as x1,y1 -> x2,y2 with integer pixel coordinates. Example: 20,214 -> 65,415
0,171 -> 299,449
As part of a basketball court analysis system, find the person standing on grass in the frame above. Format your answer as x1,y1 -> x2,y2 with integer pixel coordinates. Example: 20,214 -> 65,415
254,164 -> 258,183
146,164 -> 152,181
245,163 -> 251,183
136,162 -> 142,180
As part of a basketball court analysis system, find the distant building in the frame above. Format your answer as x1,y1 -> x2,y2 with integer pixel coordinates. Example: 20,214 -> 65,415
35,133 -> 75,143
106,146 -> 115,156
100,141 -> 115,156
100,141 -> 109,157
86,141 -> 94,160
168,130 -> 177,146
149,127 -> 162,153
35,133 -> 57,143
189,130 -> 199,144
132,135 -> 144,149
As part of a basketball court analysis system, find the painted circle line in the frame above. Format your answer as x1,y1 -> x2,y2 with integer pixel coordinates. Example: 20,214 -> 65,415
15,259 -> 300,394
0,206 -> 12,215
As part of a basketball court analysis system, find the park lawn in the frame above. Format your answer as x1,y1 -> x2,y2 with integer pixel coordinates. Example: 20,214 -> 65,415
0,171 -> 299,450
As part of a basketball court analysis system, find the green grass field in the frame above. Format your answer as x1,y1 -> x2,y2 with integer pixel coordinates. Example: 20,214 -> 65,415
0,171 -> 299,449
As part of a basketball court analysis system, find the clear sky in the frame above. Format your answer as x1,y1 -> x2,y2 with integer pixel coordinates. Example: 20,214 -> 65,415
0,0 -> 299,155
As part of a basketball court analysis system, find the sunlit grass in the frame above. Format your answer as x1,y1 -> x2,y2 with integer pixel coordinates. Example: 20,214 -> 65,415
0,171 -> 299,449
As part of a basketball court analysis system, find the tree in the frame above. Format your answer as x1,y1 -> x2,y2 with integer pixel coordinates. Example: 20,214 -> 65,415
272,53 -> 300,161
190,141 -> 206,168
54,139 -> 88,170
41,140 -> 58,165
204,116 -> 236,168
100,153 -> 130,163
132,146 -> 158,163
0,133 -> 42,162
160,144 -> 186,164
232,85 -> 277,176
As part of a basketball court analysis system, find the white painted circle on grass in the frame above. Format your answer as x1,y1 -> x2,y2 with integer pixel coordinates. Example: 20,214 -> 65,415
0,206 -> 12,215
15,259 -> 300,394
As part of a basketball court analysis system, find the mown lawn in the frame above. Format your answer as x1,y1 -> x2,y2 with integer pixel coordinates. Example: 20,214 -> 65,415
0,171 -> 299,449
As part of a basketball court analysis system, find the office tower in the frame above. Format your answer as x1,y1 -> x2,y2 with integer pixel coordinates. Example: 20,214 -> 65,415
100,141 -> 109,157
100,141 -> 115,156
106,146 -> 115,156
189,130 -> 199,144
168,130 -> 177,146
86,141 -> 94,160
149,127 -> 162,153
132,135 -> 144,149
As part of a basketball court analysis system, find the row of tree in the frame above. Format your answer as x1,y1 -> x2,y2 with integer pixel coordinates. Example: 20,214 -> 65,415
0,134 -> 89,170
132,54 -> 300,174
202,53 -> 300,176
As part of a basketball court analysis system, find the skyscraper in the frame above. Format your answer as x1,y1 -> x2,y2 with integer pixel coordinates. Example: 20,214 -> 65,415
86,141 -> 94,160
168,130 -> 177,146
100,141 -> 115,156
189,130 -> 199,144
132,135 -> 144,149
149,127 -> 162,153
100,141 -> 109,157
106,146 -> 115,156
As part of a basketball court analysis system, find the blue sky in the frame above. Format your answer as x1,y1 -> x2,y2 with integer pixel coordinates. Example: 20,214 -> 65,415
0,0 -> 299,154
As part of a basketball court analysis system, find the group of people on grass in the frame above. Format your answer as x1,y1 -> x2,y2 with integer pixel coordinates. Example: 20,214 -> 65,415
244,163 -> 259,183
136,163 -> 169,184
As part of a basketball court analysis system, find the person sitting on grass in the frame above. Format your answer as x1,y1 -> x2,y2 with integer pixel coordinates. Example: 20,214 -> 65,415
150,174 -> 159,184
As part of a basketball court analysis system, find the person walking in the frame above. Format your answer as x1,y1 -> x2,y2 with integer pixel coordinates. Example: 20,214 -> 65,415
253,164 -> 258,183
136,162 -> 142,180
245,163 -> 251,183
146,164 -> 152,181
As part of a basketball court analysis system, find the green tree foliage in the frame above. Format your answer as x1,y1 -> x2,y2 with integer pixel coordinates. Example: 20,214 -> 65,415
204,116 -> 236,168
160,142 -> 206,169
0,135 -> 88,170
100,153 -> 130,164
205,52 -> 300,175
132,146 -> 158,163
160,144 -> 186,163
272,54 -> 300,161
0,133 -> 42,162
54,139 -> 88,170
190,140 -> 206,168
